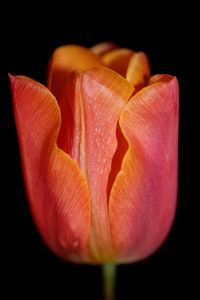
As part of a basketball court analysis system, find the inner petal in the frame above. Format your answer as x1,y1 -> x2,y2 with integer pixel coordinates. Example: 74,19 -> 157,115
47,45 -> 103,102
126,52 -> 151,91
102,48 -> 135,77
90,42 -> 119,56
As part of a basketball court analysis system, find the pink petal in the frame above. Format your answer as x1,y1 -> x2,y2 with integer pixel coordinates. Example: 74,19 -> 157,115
109,75 -> 179,263
9,74 -> 91,263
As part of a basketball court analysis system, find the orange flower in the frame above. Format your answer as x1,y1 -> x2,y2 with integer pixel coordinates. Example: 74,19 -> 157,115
9,42 -> 179,264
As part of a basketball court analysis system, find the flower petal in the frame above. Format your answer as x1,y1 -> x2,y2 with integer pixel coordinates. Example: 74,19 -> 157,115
58,67 -> 134,262
9,75 -> 91,263
90,42 -> 119,56
47,45 -> 103,102
81,67 -> 134,262
126,52 -> 151,91
109,75 -> 179,263
102,48 -> 134,77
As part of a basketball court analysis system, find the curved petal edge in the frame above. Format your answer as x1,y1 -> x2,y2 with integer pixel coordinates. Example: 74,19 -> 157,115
9,74 -> 91,263
109,75 -> 179,263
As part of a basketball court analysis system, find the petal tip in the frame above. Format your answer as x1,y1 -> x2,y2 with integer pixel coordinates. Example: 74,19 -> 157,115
8,73 -> 16,84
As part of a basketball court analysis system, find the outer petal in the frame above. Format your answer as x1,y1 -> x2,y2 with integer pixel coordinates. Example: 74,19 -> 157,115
47,45 -> 103,102
102,48 -> 134,78
81,68 -> 134,262
109,75 -> 179,263
10,75 -> 91,263
57,67 -> 134,262
126,52 -> 151,91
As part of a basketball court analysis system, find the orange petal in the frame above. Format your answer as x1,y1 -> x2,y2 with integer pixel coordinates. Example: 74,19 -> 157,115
102,48 -> 134,77
58,67 -> 134,262
9,74 -> 91,263
109,75 -> 179,263
90,42 -> 119,56
126,52 -> 151,91
47,45 -> 103,102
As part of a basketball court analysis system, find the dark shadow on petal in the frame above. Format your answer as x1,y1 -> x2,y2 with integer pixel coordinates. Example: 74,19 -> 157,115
107,122 -> 128,201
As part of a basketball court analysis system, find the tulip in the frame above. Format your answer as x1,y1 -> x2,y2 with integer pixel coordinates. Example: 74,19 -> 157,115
9,42 -> 179,266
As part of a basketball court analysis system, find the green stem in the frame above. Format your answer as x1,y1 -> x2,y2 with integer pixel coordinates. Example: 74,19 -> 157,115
102,264 -> 117,300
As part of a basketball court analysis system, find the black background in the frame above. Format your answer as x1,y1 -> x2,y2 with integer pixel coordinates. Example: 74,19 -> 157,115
2,2 -> 197,299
